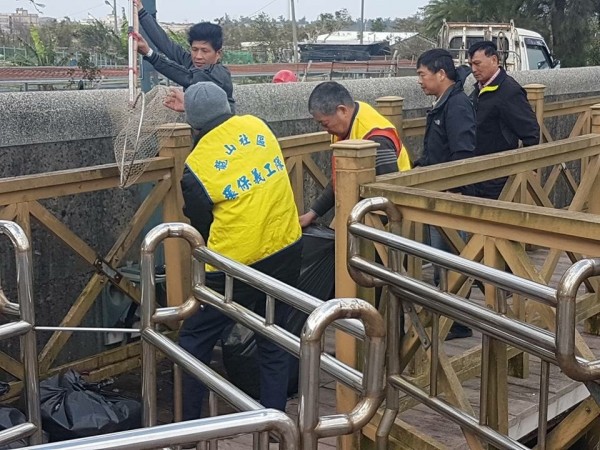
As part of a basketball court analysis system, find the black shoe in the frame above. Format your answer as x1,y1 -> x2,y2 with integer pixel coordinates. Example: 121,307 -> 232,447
445,324 -> 473,341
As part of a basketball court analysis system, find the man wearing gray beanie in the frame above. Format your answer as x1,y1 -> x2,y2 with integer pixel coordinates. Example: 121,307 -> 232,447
179,81 -> 303,420
183,81 -> 232,131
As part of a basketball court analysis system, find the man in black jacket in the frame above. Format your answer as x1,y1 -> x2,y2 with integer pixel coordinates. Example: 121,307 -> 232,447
468,41 -> 540,199
416,48 -> 476,340
133,0 -> 235,113
415,49 -> 475,177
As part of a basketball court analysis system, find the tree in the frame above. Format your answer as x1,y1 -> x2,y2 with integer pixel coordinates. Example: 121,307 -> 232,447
14,26 -> 71,66
423,0 -> 475,36
393,14 -> 425,32
216,15 -> 246,49
248,13 -> 291,62
371,17 -> 387,32
305,9 -> 353,41
520,0 -> 597,67
76,19 -> 120,56
38,18 -> 77,50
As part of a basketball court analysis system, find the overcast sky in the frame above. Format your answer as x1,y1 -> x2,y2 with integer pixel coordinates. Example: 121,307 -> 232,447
2,0 -> 429,23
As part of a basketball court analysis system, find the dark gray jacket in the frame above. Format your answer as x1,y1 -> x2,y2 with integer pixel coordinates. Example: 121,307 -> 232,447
414,81 -> 476,194
138,8 -> 235,112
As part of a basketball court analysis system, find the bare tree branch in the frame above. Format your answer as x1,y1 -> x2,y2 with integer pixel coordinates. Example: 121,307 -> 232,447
17,0 -> 45,14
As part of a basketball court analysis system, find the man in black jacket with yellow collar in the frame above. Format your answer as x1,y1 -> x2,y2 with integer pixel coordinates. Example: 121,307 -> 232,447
468,40 -> 540,200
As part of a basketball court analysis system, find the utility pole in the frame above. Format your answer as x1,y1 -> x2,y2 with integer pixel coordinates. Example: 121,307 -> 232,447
290,0 -> 299,63
105,0 -> 118,35
359,0 -> 365,44
112,0 -> 118,34
139,0 -> 159,92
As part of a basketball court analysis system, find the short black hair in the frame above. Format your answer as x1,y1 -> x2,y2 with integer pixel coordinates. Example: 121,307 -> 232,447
308,81 -> 354,116
416,48 -> 457,81
468,40 -> 498,59
188,22 -> 223,51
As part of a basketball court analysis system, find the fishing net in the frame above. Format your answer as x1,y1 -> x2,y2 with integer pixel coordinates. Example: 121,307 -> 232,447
113,0 -> 181,188
113,87 -> 181,188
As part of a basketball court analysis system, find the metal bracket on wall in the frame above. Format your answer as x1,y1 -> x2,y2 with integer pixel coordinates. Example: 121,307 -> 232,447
94,257 -> 123,284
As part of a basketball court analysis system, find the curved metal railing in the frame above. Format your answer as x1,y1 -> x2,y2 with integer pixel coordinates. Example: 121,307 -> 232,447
0,221 -> 42,447
140,222 -> 387,449
346,197 -> 600,450
21,409 -> 298,450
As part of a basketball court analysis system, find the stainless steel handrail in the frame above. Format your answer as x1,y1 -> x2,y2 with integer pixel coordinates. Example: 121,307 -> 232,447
140,222 -> 388,449
556,258 -> 600,381
0,221 -> 42,447
345,198 -> 596,450
140,223 -> 265,429
191,283 -> 364,392
21,409 -> 299,450
347,198 -> 557,307
349,256 -> 558,362
194,246 -> 365,340
298,298 -> 386,450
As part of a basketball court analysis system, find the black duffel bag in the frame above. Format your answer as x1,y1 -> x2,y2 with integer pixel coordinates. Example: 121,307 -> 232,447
39,370 -> 141,442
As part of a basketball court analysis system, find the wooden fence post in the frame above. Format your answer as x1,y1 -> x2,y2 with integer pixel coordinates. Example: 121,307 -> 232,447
584,105 -> 600,336
333,139 -> 378,450
588,104 -> 600,217
484,238 -> 509,444
376,96 -> 404,138
524,84 -> 546,144
158,123 -> 192,308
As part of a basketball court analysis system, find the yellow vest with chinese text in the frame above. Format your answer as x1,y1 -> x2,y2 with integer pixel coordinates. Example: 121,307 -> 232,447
185,115 -> 301,270
332,101 -> 411,172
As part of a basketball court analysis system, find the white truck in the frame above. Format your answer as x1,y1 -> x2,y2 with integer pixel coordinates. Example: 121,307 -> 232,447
438,20 -> 560,71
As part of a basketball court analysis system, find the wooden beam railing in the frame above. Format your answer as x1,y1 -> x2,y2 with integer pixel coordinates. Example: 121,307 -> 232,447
0,123 -> 192,400
2,84 -> 600,446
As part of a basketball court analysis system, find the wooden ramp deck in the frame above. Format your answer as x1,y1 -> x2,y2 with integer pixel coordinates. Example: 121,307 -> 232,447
398,330 -> 599,449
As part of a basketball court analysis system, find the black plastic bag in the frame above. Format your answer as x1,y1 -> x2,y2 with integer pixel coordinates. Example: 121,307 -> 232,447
0,381 -> 49,449
222,224 -> 335,398
296,224 -> 335,300
39,370 -> 141,442
0,406 -> 28,449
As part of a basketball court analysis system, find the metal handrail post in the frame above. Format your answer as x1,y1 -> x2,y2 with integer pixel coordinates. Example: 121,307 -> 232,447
139,222 -> 205,427
556,258 -> 600,381
0,221 -> 42,446
343,199 -> 600,449
298,298 -> 386,450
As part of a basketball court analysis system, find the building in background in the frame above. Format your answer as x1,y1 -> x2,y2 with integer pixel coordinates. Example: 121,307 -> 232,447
0,13 -> 10,33
7,8 -> 38,35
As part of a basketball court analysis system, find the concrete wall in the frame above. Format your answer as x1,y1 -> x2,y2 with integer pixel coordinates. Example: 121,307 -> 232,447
0,66 -> 599,368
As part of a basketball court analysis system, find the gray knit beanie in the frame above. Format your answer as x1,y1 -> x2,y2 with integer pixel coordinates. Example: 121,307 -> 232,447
184,82 -> 231,130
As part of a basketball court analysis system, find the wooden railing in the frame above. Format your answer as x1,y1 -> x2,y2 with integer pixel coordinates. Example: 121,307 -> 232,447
281,84 -> 598,218
1,81 -> 599,445
0,124 -> 192,399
